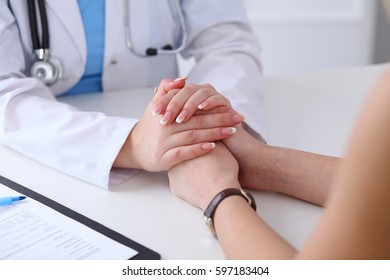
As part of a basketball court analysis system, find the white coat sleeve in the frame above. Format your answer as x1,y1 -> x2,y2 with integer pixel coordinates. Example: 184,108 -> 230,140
0,4 -> 136,189
181,1 -> 266,139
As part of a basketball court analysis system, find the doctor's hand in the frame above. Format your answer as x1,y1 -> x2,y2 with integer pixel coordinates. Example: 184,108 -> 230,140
153,82 -> 235,126
168,142 -> 240,211
152,78 -> 262,188
113,79 -> 245,172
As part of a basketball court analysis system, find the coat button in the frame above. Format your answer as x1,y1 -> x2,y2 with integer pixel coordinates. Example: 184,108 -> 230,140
110,60 -> 117,65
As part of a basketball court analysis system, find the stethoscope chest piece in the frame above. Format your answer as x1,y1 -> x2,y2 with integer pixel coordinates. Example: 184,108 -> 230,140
28,0 -> 62,85
30,54 -> 62,86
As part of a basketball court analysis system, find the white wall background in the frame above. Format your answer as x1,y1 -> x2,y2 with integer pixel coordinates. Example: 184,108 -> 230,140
243,0 -> 377,76
178,0 -> 389,77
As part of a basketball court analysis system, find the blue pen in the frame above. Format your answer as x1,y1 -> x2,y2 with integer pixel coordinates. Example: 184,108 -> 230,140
0,196 -> 27,206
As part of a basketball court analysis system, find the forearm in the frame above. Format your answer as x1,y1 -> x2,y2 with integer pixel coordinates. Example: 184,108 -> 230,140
225,128 -> 340,206
0,79 -> 134,188
256,145 -> 340,206
112,127 -> 142,170
214,195 -> 296,259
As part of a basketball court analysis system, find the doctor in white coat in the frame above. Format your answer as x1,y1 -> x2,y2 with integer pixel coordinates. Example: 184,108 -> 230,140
0,0 -> 265,189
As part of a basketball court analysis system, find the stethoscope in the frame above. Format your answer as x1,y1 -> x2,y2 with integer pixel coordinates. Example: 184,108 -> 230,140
124,0 -> 188,56
28,0 -> 62,86
27,0 -> 188,86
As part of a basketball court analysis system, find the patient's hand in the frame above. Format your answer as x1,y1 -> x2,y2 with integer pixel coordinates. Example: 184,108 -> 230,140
168,142 -> 240,211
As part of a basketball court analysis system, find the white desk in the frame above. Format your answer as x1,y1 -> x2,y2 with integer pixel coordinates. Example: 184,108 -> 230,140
0,64 -> 387,259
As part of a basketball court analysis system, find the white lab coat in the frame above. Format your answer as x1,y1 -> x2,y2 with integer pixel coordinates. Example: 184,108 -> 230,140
0,0 -> 265,188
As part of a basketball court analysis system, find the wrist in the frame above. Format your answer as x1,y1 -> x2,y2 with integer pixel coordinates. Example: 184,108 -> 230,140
200,177 -> 240,211
113,128 -> 142,169
232,136 -> 268,189
203,188 -> 257,237
249,142 -> 277,191
253,144 -> 283,192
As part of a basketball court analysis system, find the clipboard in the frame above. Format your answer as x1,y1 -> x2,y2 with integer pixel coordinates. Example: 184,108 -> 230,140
0,175 -> 160,260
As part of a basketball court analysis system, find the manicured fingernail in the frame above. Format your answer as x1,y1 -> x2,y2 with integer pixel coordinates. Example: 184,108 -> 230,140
174,76 -> 187,82
160,111 -> 172,125
152,104 -> 163,116
197,102 -> 208,110
221,127 -> 237,135
154,87 -> 158,94
232,114 -> 245,122
202,142 -> 216,150
176,111 -> 187,124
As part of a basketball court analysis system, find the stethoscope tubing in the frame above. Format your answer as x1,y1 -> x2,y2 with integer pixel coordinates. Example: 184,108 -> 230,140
124,0 -> 188,56
27,0 -> 49,51
27,0 -> 61,85
27,0 -> 186,85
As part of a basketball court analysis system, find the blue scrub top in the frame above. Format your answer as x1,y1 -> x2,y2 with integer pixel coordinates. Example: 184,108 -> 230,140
65,0 -> 105,95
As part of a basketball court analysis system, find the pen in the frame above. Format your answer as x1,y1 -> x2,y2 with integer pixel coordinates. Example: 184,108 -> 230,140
0,196 -> 27,206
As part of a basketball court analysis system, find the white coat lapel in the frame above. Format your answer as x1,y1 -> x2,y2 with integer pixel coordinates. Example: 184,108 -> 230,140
45,0 -> 86,65
103,0 -> 123,67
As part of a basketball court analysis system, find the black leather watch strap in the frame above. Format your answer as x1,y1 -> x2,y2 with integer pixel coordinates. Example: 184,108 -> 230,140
203,188 -> 257,237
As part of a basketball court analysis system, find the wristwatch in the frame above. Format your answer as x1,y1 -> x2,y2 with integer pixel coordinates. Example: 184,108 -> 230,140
203,188 -> 257,237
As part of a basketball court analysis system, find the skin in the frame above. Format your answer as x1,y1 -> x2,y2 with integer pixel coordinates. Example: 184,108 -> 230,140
168,141 -> 297,259
223,126 -> 340,206
155,80 -> 340,206
153,82 -> 234,125
167,71 -> 390,259
112,78 -> 244,171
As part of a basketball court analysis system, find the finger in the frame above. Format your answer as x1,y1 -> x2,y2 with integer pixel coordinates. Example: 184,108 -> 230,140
175,91 -> 233,123
153,77 -> 187,101
161,142 -> 216,169
195,106 -> 236,115
152,89 -> 180,116
161,84 -> 220,125
197,95 -> 232,111
176,112 -> 245,131
167,127 -> 238,148
159,84 -> 203,126
151,77 -> 186,116
172,87 -> 219,124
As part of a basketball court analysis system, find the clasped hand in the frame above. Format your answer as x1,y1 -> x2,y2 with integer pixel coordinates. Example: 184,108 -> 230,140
114,78 -> 245,175
151,79 -> 248,210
